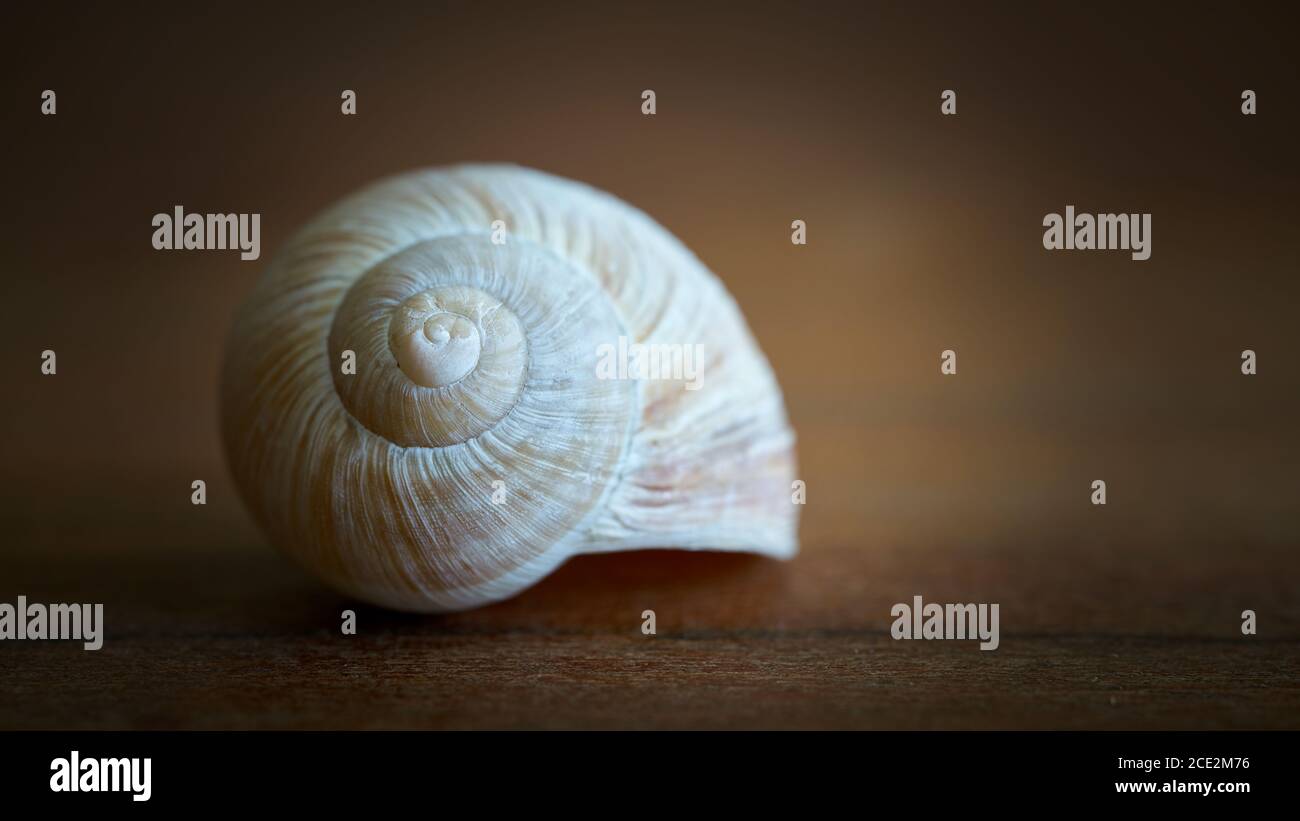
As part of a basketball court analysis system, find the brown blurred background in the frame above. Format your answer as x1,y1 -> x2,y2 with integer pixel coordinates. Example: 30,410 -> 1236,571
1,1 -> 1297,728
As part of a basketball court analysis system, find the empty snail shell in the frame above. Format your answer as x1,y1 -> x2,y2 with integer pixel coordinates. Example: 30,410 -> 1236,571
220,164 -> 798,612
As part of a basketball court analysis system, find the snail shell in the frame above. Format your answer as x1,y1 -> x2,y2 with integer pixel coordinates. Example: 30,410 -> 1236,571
220,164 -> 798,612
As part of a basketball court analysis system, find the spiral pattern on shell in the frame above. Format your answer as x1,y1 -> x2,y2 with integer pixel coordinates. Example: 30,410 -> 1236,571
221,164 -> 797,612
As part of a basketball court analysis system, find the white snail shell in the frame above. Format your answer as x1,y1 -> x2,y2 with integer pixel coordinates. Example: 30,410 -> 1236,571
220,164 -> 798,612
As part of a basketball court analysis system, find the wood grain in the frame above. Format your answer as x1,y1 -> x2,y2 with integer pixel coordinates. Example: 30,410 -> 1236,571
2,481 -> 1296,729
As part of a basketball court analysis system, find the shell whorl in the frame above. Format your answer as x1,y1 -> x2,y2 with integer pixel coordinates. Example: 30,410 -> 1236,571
221,164 -> 798,612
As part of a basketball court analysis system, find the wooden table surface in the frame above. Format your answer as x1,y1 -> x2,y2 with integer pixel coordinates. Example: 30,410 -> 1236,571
3,433 -> 1297,730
